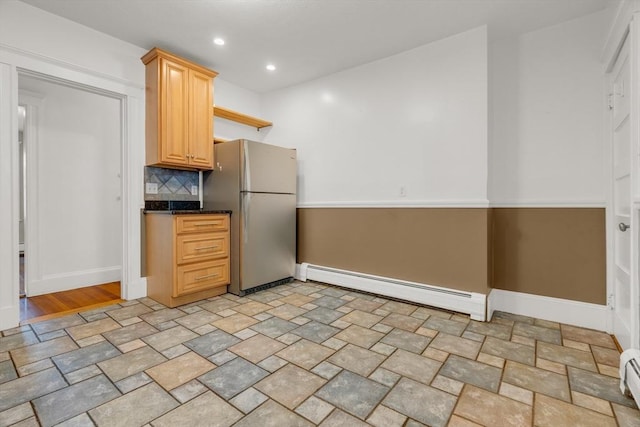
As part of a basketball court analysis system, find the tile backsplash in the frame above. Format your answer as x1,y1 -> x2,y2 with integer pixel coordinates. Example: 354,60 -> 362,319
144,166 -> 199,201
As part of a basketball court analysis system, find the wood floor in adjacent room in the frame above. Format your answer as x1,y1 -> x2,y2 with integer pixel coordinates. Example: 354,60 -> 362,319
20,282 -> 122,323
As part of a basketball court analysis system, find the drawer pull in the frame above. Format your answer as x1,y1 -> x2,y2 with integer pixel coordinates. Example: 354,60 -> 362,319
194,224 -> 213,227
195,245 -> 218,251
194,273 -> 219,281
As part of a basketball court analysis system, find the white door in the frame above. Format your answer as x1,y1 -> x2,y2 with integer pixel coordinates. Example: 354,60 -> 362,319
609,35 -> 638,349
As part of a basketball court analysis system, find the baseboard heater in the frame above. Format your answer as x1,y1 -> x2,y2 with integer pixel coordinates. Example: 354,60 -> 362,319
620,349 -> 640,406
297,263 -> 486,321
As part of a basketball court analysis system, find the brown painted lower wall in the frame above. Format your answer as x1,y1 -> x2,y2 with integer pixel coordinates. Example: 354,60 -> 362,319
297,208 -> 491,294
492,208 -> 606,305
297,207 -> 606,305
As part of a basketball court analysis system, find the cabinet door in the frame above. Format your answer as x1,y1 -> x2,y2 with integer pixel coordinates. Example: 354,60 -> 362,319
160,58 -> 189,166
175,259 -> 229,297
188,69 -> 213,169
176,232 -> 229,265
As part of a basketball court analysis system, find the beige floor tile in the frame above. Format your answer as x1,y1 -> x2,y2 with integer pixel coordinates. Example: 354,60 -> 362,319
536,357 -> 567,375
380,313 -> 422,332
145,352 -> 214,390
477,352 -> 505,369
319,409 -> 369,426
379,300 -> 417,315
294,396 -> 334,424
212,313 -> 259,334
429,333 -> 481,360
422,347 -> 449,362
328,344 -> 385,377
142,326 -> 198,352
266,304 -> 307,320
454,385 -> 532,427
10,337 -> 78,367
278,294 -> 315,307
612,403 -> 640,427
151,391 -> 242,427
66,318 -> 121,341
560,324 -> 616,349
380,349 -> 441,385
598,363 -> 620,378
233,301 -> 273,316
338,310 -> 383,328
537,341 -> 597,372
276,339 -> 335,370
254,364 -> 325,409
228,334 -> 286,363
430,374 -> 464,396
511,334 -> 535,347
447,414 -> 483,427
534,394 -> 617,427
415,327 -> 439,338
563,339 -> 590,352
503,361 -> 570,402
345,298 -> 383,313
367,405 -> 407,427
591,345 -> 621,367
571,391 -> 613,416
499,382 -> 533,405
334,324 -> 384,349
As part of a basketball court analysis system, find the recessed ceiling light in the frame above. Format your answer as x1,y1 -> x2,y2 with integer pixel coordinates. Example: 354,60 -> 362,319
213,38 -> 225,46
266,64 -> 276,71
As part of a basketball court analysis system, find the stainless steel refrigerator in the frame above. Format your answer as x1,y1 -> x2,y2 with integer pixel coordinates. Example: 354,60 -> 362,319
203,139 -> 297,295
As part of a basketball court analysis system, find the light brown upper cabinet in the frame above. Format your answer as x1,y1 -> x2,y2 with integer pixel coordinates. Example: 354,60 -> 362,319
142,48 -> 218,170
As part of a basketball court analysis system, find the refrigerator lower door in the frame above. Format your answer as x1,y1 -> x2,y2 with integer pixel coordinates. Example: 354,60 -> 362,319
240,192 -> 296,291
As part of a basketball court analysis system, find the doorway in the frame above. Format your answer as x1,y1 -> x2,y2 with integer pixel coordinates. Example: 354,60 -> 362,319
18,72 -> 123,320
608,35 -> 639,350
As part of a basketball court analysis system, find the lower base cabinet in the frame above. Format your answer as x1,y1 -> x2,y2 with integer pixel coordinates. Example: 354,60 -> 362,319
145,213 -> 230,307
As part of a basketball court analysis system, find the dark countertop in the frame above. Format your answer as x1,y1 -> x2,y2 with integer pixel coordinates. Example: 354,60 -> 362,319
143,209 -> 232,215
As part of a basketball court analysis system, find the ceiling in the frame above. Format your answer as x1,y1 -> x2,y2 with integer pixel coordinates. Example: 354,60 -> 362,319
20,0 -> 614,93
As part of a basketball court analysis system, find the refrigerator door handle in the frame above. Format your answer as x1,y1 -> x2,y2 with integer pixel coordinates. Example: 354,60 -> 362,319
243,140 -> 251,191
243,192 -> 250,244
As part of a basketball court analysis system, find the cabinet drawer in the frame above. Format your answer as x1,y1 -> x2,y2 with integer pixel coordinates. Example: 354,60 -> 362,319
176,214 -> 228,234
175,259 -> 229,297
176,232 -> 228,264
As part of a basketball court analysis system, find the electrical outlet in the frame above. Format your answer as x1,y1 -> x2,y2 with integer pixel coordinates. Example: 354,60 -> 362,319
191,185 -> 198,196
400,186 -> 406,197
145,183 -> 158,194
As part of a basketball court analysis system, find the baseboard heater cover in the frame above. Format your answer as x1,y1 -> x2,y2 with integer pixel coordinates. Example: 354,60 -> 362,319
620,349 -> 640,407
297,263 -> 486,321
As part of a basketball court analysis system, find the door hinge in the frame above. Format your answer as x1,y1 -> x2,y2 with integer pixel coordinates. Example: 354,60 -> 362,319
608,293 -> 615,309
608,93 -> 614,110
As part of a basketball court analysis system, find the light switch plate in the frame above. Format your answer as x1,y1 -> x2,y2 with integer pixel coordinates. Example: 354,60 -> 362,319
145,183 -> 158,194
191,185 -> 198,196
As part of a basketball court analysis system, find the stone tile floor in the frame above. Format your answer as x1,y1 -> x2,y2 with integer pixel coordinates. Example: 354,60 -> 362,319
1,280 -> 639,426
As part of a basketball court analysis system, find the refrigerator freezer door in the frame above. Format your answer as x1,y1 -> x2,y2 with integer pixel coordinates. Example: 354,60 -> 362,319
241,140 -> 297,194
240,192 -> 296,290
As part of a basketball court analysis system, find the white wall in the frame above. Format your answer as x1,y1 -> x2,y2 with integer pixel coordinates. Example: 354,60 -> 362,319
490,11 -> 606,206
20,76 -> 122,295
0,0 -> 146,329
0,1 -> 144,85
261,26 -> 488,207
214,78 -> 268,143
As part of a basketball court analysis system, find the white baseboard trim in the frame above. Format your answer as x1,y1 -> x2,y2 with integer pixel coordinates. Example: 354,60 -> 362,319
27,266 -> 121,297
488,289 -> 609,332
297,263 -> 487,321
122,277 -> 147,301
0,305 -> 20,331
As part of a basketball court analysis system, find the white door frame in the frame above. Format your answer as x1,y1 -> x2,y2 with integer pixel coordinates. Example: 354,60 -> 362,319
0,46 -> 147,330
604,6 -> 640,350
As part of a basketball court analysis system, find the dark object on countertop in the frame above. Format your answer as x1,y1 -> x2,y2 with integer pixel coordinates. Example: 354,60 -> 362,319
145,200 -> 201,211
